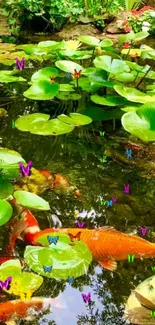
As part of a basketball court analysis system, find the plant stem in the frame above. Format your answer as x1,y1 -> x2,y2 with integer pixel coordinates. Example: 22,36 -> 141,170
90,47 -> 95,66
136,63 -> 155,89
76,78 -> 79,90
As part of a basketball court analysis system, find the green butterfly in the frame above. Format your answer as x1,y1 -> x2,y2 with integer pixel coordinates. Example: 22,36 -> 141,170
99,156 -> 107,163
12,120 -> 16,128
100,131 -> 105,137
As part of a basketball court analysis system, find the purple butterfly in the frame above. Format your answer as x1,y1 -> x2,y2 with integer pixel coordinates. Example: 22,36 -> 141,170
140,226 -> 149,236
16,57 -> 25,70
76,221 -> 86,228
112,197 -> 117,203
124,184 -> 130,194
0,276 -> 12,291
19,161 -> 32,177
82,292 -> 91,303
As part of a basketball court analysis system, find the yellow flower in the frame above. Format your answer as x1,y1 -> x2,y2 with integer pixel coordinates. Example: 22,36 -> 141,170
63,40 -> 81,51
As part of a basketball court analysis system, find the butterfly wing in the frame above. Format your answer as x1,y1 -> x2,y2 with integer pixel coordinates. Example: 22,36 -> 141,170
76,232 -> 81,241
5,277 -> 12,290
68,233 -> 75,242
47,236 -> 52,244
88,292 -> 91,302
54,236 -> 59,244
82,293 -> 87,303
43,266 -> 47,272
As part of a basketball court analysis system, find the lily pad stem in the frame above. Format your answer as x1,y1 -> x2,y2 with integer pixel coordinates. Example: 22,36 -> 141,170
136,63 -> 155,89
90,48 -> 95,66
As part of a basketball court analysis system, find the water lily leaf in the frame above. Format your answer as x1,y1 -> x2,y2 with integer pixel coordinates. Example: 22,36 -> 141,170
38,41 -> 58,48
13,191 -> 50,210
58,113 -> 92,126
132,31 -> 149,42
78,35 -> 100,47
23,80 -> 60,100
31,67 -> 58,83
99,39 -> 113,47
114,85 -> 155,104
121,102 -> 155,141
0,71 -> 26,83
55,60 -> 83,73
83,106 -> 123,121
82,68 -> 96,75
19,45 -> 47,55
56,92 -> 81,100
70,77 -> 91,91
24,233 -> 92,279
29,119 -> 74,135
0,260 -> 43,296
15,113 -> 50,132
59,84 -> 75,92
0,199 -> 13,226
0,177 -> 14,199
91,94 -> 129,106
115,72 -> 136,82
88,69 -> 108,83
0,166 -> 20,181
38,41 -> 65,51
94,55 -> 130,74
0,148 -> 25,167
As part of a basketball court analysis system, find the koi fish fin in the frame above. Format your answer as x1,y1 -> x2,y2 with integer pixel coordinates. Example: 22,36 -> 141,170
98,259 -> 117,271
7,218 -> 29,252
134,290 -> 155,310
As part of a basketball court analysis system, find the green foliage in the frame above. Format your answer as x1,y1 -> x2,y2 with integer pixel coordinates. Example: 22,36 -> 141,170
128,8 -> 155,34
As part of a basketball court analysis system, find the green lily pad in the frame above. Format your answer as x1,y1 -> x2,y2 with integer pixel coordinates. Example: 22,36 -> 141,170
24,233 -> 92,279
58,113 -> 92,126
91,94 -> 129,106
121,102 -> 155,141
132,31 -> 149,42
59,84 -> 75,92
0,177 -> 14,199
0,165 -> 20,181
0,259 -> 43,296
55,60 -> 83,73
115,72 -> 136,82
23,80 -> 60,100
78,35 -> 100,47
83,106 -> 123,121
29,119 -> 74,136
99,39 -> 113,47
0,148 -> 25,167
94,55 -> 130,74
19,45 -> 47,56
82,68 -> 97,75
13,191 -> 50,210
0,199 -> 13,226
31,67 -> 59,83
38,41 -> 58,48
56,92 -> 81,100
114,85 -> 155,104
15,113 -> 50,132
0,71 -> 26,83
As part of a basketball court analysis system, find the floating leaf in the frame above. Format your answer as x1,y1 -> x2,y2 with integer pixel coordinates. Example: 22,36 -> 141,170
29,119 -> 74,136
0,177 -> 14,199
31,67 -> 58,83
99,39 -> 113,47
114,85 -> 155,104
58,113 -> 92,125
78,35 -> 100,47
0,200 -> 13,226
83,106 -> 123,121
91,94 -> 129,106
55,60 -> 83,73
0,148 -> 25,167
59,84 -> 75,92
94,55 -> 130,74
13,191 -> 50,210
23,80 -> 60,100
15,113 -> 50,132
24,233 -> 92,279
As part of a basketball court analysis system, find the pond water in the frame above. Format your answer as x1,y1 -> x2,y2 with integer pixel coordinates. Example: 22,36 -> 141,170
0,68 -> 155,325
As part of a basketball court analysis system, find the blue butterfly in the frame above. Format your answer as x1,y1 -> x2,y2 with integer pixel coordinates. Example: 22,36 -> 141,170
43,265 -> 53,273
47,236 -> 59,245
66,72 -> 71,79
106,200 -> 113,207
67,276 -> 74,285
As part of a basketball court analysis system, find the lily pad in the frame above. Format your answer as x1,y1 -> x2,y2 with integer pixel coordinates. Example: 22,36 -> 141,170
24,233 -> 92,279
28,119 -> 74,136
23,80 -> 60,100
58,113 -> 92,126
78,35 -> 100,47
0,199 -> 13,226
59,84 -> 75,92
94,55 -> 130,74
91,94 -> 130,106
0,177 -> 14,199
121,102 -> 155,141
0,148 -> 25,167
0,259 -> 43,296
0,71 -> 26,83
31,67 -> 58,83
13,190 -> 50,210
55,60 -> 83,73
99,39 -> 113,47
15,113 -> 50,132
83,106 -> 123,121
114,85 -> 155,104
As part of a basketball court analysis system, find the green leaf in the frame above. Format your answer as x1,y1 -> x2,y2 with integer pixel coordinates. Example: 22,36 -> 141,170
94,55 -> 130,74
99,39 -> 113,47
23,81 -> 60,100
91,94 -> 130,106
0,148 -> 25,167
38,41 -> 58,48
115,72 -> 136,82
0,71 -> 26,83
31,67 -> 58,83
56,93 -> 81,100
0,177 -> 14,199
29,119 -> 75,136
20,44 -> 47,55
0,199 -> 13,226
15,113 -> 50,132
121,102 -> 155,141
59,84 -> 75,92
55,60 -> 83,73
68,113 -> 92,125
83,106 -> 123,121
82,68 -> 96,76
114,85 -> 155,104
132,31 -> 149,42
78,35 -> 100,47
13,191 -> 50,210
24,233 -> 92,279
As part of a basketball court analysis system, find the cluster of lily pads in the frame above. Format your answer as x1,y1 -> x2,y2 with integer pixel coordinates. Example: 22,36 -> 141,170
0,148 -> 92,288
1,34 -> 155,140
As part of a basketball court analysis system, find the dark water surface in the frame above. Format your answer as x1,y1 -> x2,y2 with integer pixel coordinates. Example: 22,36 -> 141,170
0,79 -> 155,325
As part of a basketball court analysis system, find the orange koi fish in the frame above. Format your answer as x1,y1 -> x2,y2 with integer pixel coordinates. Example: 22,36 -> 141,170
7,209 -> 155,271
0,296 -> 65,323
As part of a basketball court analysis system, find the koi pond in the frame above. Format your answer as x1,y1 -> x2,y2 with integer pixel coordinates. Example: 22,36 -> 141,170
0,34 -> 155,325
